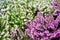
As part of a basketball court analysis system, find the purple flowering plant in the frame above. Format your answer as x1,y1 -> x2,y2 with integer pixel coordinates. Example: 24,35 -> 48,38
25,0 -> 60,40
9,0 -> 60,40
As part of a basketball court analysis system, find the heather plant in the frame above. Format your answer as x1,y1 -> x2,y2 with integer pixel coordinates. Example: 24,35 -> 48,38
0,0 -> 53,40
25,0 -> 60,40
7,0 -> 53,31
52,0 -> 60,15
52,0 -> 60,10
25,11 -> 60,40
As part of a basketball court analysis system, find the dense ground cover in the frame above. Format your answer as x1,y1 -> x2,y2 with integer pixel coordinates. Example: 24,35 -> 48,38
0,0 -> 55,40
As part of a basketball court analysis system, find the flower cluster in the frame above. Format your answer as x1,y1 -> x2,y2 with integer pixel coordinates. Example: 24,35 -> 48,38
52,0 -> 60,16
25,12 -> 60,40
25,0 -> 60,40
52,0 -> 60,10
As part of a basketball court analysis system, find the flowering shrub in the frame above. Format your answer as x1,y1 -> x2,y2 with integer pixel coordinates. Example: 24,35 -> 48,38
52,0 -> 60,15
25,0 -> 60,40
0,0 -> 53,40
25,12 -> 60,40
52,0 -> 60,10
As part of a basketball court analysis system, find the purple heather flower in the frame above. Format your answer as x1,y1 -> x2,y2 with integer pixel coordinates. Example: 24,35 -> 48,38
52,0 -> 60,17
39,32 -> 44,37
43,37 -> 48,40
25,11 -> 60,40
25,28 -> 30,34
25,0 -> 60,40
52,0 -> 60,10
53,19 -> 59,28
